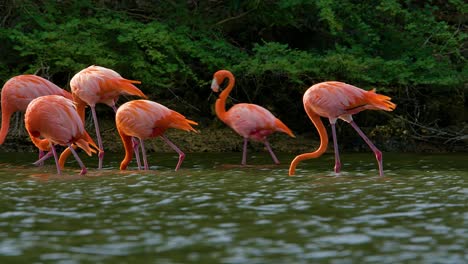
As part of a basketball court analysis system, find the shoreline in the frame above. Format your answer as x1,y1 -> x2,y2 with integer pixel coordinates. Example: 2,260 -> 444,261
0,125 -> 465,154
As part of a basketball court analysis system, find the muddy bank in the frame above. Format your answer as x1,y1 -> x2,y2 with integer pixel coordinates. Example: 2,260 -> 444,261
1,121 -> 465,154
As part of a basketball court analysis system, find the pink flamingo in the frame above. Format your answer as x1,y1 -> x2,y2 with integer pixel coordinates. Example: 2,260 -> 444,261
116,99 -> 198,171
211,70 -> 295,165
289,81 -> 396,176
0,75 -> 73,162
63,65 -> 147,169
1,75 -> 72,144
25,95 -> 98,175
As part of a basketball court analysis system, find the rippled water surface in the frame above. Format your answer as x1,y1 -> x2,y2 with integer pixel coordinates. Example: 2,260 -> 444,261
0,152 -> 466,263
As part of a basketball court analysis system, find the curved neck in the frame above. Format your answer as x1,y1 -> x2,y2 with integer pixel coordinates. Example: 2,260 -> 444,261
31,136 -> 51,151
0,109 -> 11,145
289,109 -> 328,176
118,130 -> 134,170
73,95 -> 87,123
215,71 -> 235,122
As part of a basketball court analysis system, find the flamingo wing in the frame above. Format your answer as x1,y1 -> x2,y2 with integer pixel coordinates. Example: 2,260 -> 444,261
3,75 -> 70,111
305,81 -> 395,121
225,104 -> 279,140
25,95 -> 85,146
71,65 -> 145,106
117,100 -> 197,139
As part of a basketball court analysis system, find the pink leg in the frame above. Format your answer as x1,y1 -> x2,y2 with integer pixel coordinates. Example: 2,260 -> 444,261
90,106 -> 104,169
161,135 -> 185,171
132,138 -> 142,170
330,122 -> 341,173
242,138 -> 248,165
38,150 -> 45,166
349,121 -> 384,177
33,150 -> 54,166
264,139 -> 280,164
140,138 -> 149,170
67,143 -> 87,175
51,145 -> 61,175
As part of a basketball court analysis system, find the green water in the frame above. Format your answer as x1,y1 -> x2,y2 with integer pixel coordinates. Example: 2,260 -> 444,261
0,152 -> 466,263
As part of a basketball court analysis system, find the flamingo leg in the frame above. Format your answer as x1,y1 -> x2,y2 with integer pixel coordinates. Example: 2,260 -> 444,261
132,138 -> 142,170
330,122 -> 342,173
161,135 -> 185,171
33,150 -> 54,166
139,138 -> 149,170
90,106 -> 104,169
67,143 -> 87,175
264,139 -> 280,164
349,121 -> 384,177
50,145 -> 61,175
37,150 -> 45,166
242,137 -> 248,165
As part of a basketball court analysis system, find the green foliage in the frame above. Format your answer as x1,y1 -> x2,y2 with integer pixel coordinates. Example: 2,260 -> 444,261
0,0 -> 466,149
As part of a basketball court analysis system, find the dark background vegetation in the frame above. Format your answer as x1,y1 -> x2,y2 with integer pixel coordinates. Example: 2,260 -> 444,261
0,0 -> 466,152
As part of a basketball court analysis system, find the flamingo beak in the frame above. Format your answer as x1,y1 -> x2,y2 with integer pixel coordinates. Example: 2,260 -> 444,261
211,79 -> 219,92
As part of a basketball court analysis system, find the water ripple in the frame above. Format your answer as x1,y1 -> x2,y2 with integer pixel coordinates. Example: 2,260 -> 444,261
0,152 -> 466,263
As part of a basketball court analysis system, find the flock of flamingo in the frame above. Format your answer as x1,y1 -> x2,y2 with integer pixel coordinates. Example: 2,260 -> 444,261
0,65 -> 396,177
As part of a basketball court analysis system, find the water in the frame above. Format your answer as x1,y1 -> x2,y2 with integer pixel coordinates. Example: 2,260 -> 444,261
0,152 -> 466,263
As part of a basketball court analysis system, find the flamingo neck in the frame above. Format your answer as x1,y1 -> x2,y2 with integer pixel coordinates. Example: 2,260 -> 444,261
75,100 -> 88,124
30,136 -> 51,151
118,131 -> 134,170
0,109 -> 12,145
215,71 -> 235,122
289,110 -> 329,176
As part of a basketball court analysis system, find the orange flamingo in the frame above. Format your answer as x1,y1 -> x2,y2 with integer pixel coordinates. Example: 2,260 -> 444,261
289,81 -> 396,177
211,70 -> 295,165
116,99 -> 197,171
1,75 -> 72,144
64,65 -> 147,169
1,75 -> 72,162
25,95 -> 98,175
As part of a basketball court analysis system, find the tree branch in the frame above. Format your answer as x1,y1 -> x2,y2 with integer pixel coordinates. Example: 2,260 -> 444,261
215,8 -> 256,25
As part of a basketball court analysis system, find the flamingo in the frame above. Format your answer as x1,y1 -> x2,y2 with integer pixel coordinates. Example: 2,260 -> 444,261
0,75 -> 73,144
211,70 -> 295,165
62,65 -> 147,169
0,75 -> 73,162
25,95 -> 98,175
116,99 -> 198,171
289,81 -> 396,177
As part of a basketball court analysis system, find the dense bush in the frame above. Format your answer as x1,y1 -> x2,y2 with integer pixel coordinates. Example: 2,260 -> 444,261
0,0 -> 466,150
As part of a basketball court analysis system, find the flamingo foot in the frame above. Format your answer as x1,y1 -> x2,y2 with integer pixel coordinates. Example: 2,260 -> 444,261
175,152 -> 185,171
375,149 -> 384,177
98,150 -> 104,169
80,167 -> 88,175
334,161 -> 341,174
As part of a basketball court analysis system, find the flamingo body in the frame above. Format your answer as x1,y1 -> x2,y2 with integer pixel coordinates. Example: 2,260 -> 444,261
222,103 -> 284,141
25,95 -> 98,175
289,81 -> 396,176
211,70 -> 294,165
304,81 -> 395,121
70,65 -> 145,108
0,75 -> 72,144
116,99 -> 197,171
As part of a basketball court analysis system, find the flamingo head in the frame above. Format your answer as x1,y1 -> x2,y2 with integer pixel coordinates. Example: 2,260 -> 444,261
211,78 -> 220,93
